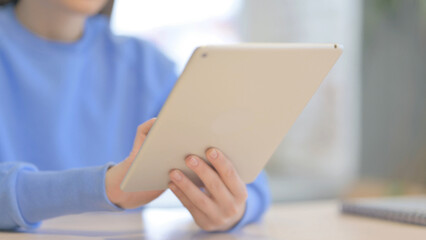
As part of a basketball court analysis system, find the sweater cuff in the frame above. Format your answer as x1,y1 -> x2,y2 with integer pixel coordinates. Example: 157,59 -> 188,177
16,162 -> 122,226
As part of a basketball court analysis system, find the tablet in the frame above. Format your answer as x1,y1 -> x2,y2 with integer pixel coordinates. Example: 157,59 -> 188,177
121,43 -> 342,191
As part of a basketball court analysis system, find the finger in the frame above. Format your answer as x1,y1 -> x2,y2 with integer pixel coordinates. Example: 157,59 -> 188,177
129,118 -> 156,159
169,169 -> 219,219
205,148 -> 248,202
139,117 -> 157,135
168,182 -> 214,230
185,155 -> 234,205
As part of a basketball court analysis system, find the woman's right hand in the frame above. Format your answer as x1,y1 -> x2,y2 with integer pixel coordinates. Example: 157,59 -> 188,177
105,118 -> 164,209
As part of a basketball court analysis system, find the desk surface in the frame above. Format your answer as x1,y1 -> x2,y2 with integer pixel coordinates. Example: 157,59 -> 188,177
2,201 -> 426,240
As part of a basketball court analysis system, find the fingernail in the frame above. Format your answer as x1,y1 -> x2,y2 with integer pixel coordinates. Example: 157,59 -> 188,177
209,149 -> 218,159
172,170 -> 182,181
188,156 -> 198,167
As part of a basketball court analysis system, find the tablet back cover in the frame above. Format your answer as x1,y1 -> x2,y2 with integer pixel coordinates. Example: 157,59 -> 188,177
121,43 -> 342,191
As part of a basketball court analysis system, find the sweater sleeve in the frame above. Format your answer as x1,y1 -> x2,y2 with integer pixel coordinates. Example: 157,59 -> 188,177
0,162 -> 122,230
227,170 -> 271,232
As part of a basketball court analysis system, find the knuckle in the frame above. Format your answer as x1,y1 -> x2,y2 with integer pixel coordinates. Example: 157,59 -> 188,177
211,217 -> 226,228
226,205 -> 239,217
241,188 -> 248,200
207,180 -> 221,192
176,177 -> 188,189
194,197 -> 209,208
237,189 -> 248,203
202,223 -> 216,232
191,159 -> 205,173
225,167 -> 236,178
197,160 -> 208,173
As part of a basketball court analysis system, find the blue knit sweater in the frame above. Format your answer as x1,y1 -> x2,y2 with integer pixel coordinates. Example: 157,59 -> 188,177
0,4 -> 270,231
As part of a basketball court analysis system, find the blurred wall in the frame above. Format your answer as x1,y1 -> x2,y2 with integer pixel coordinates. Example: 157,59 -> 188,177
361,0 -> 426,186
238,0 -> 363,201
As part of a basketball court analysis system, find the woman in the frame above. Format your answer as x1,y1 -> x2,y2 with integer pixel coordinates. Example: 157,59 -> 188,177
0,0 -> 270,232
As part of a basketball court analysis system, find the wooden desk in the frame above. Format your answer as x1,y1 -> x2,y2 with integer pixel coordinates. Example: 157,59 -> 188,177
2,201 -> 426,239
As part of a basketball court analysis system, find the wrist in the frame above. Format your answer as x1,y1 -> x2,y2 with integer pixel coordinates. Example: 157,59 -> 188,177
105,164 -> 125,208
223,202 -> 247,231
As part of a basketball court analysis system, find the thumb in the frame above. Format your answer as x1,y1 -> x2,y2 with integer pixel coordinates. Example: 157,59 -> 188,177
129,118 -> 157,160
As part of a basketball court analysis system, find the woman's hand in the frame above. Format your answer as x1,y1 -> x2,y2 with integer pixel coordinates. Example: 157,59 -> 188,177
105,118 -> 165,209
169,148 -> 248,232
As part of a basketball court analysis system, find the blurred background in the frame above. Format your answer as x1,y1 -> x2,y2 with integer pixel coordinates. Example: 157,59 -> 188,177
110,0 -> 426,204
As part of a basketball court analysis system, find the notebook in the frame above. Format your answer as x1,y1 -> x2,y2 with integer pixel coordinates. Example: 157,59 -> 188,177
341,196 -> 426,226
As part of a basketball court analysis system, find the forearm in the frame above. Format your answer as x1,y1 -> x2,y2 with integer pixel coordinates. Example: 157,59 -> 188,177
0,162 -> 122,230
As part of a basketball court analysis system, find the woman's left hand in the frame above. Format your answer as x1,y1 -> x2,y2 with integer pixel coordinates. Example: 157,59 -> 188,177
168,148 -> 248,232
